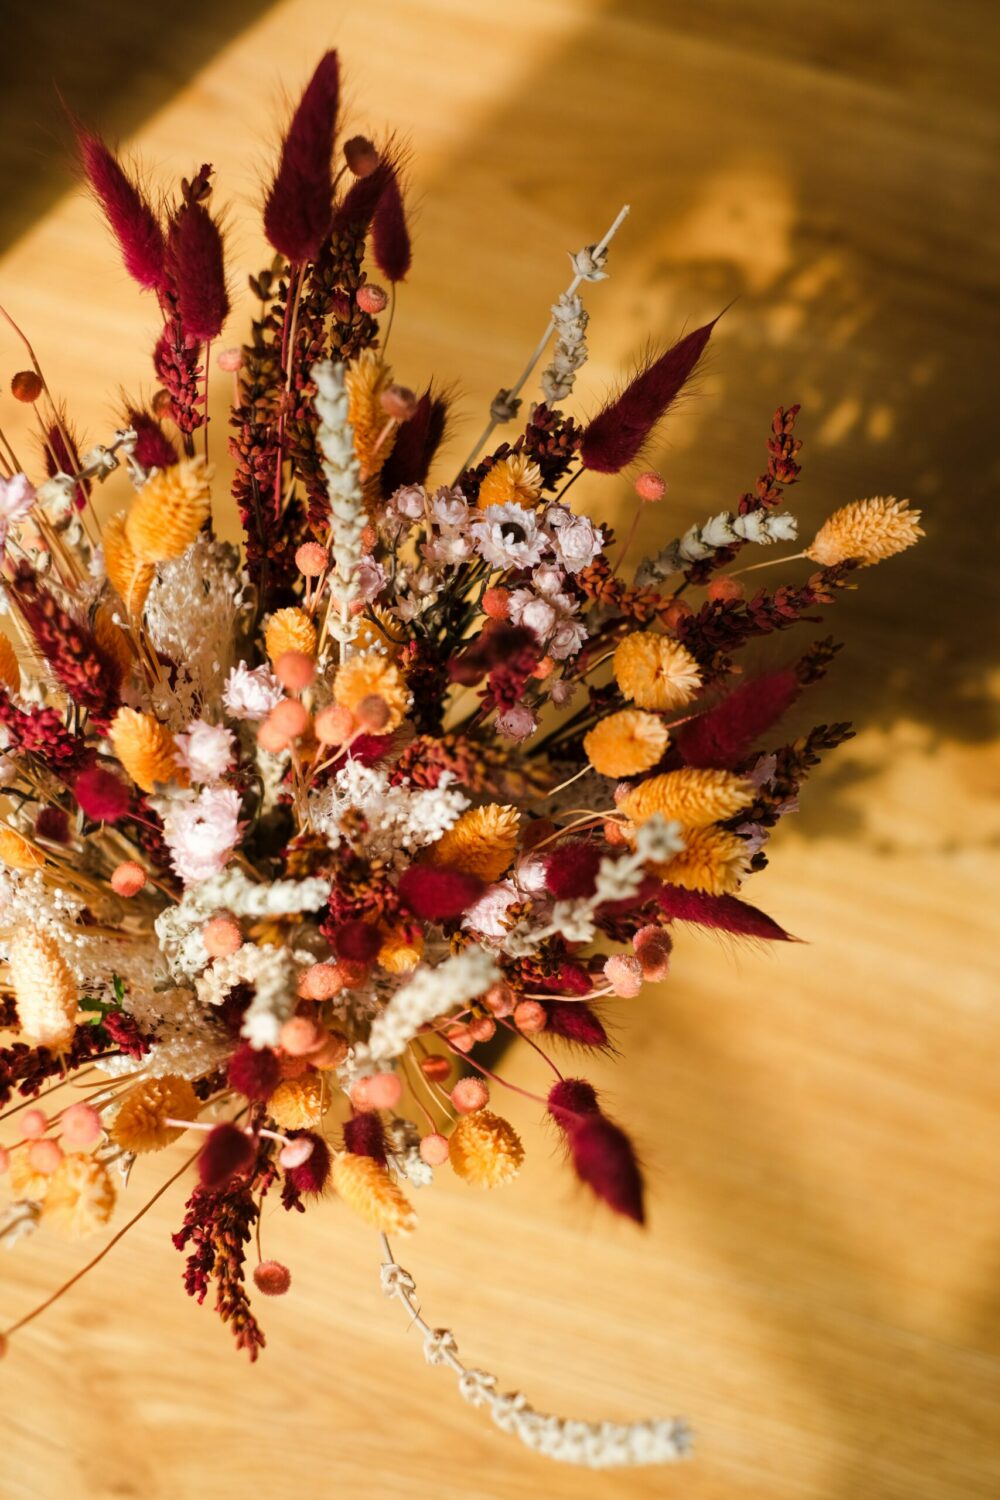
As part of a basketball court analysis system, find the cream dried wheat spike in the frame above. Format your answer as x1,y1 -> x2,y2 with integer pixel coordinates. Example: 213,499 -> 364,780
312,359 -> 365,644
6,924 -> 78,1050
805,496 -> 924,567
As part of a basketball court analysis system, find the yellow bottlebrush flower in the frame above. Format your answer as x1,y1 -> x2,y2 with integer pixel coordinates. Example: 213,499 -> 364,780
104,511 -> 154,616
805,496 -> 923,568
42,1154 -> 116,1238
584,709 -> 669,778
378,927 -> 425,975
449,1109 -> 524,1188
614,632 -> 702,711
0,631 -> 20,691
0,826 -> 46,872
268,1073 -> 325,1130
7,924 -> 77,1050
125,457 -> 212,564
111,1076 -> 200,1153
476,453 -> 543,511
332,1152 -> 417,1234
660,825 -> 751,896
620,768 -> 754,829
8,1150 -> 51,1202
353,606 -> 403,659
110,707 -> 188,794
333,652 -> 410,733
265,606 -> 317,663
91,603 -> 134,682
427,804 -> 520,883
345,348 -> 395,480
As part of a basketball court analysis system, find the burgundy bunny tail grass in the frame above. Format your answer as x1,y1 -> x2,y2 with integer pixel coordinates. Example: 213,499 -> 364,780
547,1079 -> 645,1223
343,1111 -> 388,1164
656,884 -> 797,941
548,1077 -> 600,1131
124,406 -> 179,470
76,128 -> 166,292
264,50 -> 340,264
372,165 -> 411,282
168,198 -> 229,343
332,151 -> 398,234
580,318 -> 718,473
379,386 -> 450,493
676,668 -> 800,769
542,1001 -> 611,1051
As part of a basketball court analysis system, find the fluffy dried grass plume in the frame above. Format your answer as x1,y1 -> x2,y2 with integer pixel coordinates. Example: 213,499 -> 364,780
111,1075 -> 200,1152
346,348 -> 395,481
0,631 -> 20,691
806,496 -> 923,568
265,606 -> 317,663
377,926 -> 424,974
0,826 -> 46,871
109,707 -> 189,794
333,652 -> 410,732
621,767 -> 754,829
332,1151 -> 417,1233
658,825 -> 751,896
614,632 -> 702,711
42,1154 -> 116,1238
103,511 -> 155,615
476,453 -> 543,511
7,924 -> 78,1049
427,804 -> 520,883
584,709 -> 669,777
449,1109 -> 524,1187
125,457 -> 212,564
268,1073 -> 325,1129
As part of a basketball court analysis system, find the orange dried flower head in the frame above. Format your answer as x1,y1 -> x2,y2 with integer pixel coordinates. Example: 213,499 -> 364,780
42,1154 -> 116,1238
110,707 -> 189,794
476,454 -> 543,511
345,348 -> 395,479
584,709 -> 669,778
7,925 -> 77,1050
353,607 -> 402,658
332,1151 -> 417,1234
621,768 -> 754,829
104,511 -> 155,615
659,825 -> 751,896
125,456 -> 212,564
806,496 -> 923,568
0,826 -> 46,872
0,632 -> 20,692
268,1073 -> 325,1129
378,927 -> 425,974
427,804 -> 520,883
265,607 -> 317,663
448,1109 -> 524,1187
614,632 -> 702,711
333,652 -> 409,732
111,1076 -> 200,1152
91,604 -> 134,682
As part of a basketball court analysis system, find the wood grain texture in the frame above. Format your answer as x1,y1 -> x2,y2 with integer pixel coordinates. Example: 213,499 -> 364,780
1,3 -> 998,1497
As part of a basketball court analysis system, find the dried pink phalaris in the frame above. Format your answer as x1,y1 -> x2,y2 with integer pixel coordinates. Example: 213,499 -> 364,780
419,1133 -> 450,1166
202,915 -> 242,959
253,1260 -> 292,1296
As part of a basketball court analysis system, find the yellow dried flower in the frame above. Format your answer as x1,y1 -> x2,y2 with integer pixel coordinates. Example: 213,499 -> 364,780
265,607 -> 317,663
125,457 -> 212,564
345,349 -> 395,481
109,707 -> 188,794
111,1076 -> 200,1153
0,826 -> 46,871
659,825 -> 751,896
614,632 -> 702,711
7,924 -> 77,1050
8,1150 -> 51,1202
268,1074 -> 325,1130
333,652 -> 410,733
91,603 -> 134,682
42,1154 -> 116,1238
476,453 -> 543,511
0,632 -> 20,692
805,496 -> 923,568
353,606 -> 402,659
584,709 -> 669,778
104,511 -> 154,615
449,1109 -> 524,1188
620,768 -> 754,829
427,804 -> 520,883
378,927 -> 425,974
332,1151 -> 417,1234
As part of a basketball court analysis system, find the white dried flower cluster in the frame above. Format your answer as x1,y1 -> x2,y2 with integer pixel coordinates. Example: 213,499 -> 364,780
196,942 -> 309,1048
308,762 -> 468,865
312,359 -> 365,643
155,868 -> 331,979
541,292 -> 589,403
352,945 -> 499,1068
636,510 -> 798,585
143,536 -> 248,728
384,1118 -> 434,1188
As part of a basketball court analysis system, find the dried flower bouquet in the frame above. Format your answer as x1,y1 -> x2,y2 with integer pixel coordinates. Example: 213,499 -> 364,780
0,52 -> 921,1468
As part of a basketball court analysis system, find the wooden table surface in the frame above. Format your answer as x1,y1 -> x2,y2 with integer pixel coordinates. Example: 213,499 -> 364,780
1,3 -> 998,1496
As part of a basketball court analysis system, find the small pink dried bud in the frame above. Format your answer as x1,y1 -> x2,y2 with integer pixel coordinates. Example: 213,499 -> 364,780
295,541 -> 329,577
482,587 -> 510,620
27,1139 -> 64,1174
22,1110 -> 47,1140
111,861 -> 146,897
354,694 -> 390,732
280,1016 -> 324,1056
11,370 -> 43,403
513,1000 -> 547,1034
451,1076 -> 489,1114
661,598 -> 692,628
315,704 -> 354,745
216,347 -> 243,373
253,1260 -> 291,1296
297,963 -> 344,1001
274,651 -> 316,694
445,1024 -> 475,1054
278,1138 -> 314,1169
354,1072 -> 401,1111
203,915 -> 242,959
310,1031 -> 349,1069
634,469 -> 667,502
419,1132 -> 450,1166
706,575 -> 745,603
604,953 -> 643,998
356,283 -> 388,314
60,1103 -> 102,1149
343,135 -> 379,177
267,698 -> 310,741
633,924 -> 673,981
379,384 -> 418,422
419,1055 -> 451,1083
483,981 -> 514,1018
467,1015 -> 496,1044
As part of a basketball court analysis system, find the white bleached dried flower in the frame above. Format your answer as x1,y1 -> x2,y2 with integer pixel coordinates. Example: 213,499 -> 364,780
356,945 -> 499,1065
308,763 -> 468,865
313,359 -> 365,641
636,510 -> 798,584
173,719 -> 235,784
157,786 -> 243,886
222,661 -> 284,722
